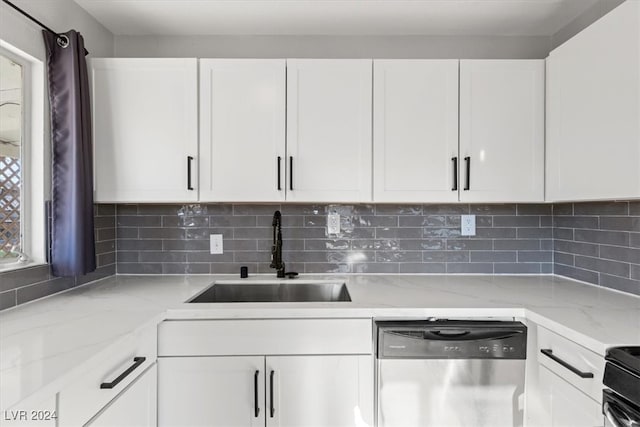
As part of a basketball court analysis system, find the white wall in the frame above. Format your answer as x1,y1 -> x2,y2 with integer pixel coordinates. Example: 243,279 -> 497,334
551,0 -> 626,50
114,35 -> 552,59
0,0 -> 113,61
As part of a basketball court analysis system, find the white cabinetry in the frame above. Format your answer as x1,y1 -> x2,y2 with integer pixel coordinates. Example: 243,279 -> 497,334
373,60 -> 459,202
459,60 -> 545,203
57,324 -> 157,426
372,59 -> 544,203
267,355 -> 372,427
526,324 -> 604,427
537,365 -> 602,427
159,355 -> 372,427
87,364 -> 157,427
91,58 -> 198,202
159,357 -> 265,427
157,319 -> 374,427
286,59 -> 372,202
546,1 -> 640,201
199,59 -> 286,202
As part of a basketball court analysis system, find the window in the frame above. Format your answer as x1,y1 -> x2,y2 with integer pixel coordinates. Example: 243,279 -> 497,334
0,53 -> 24,262
0,41 -> 45,271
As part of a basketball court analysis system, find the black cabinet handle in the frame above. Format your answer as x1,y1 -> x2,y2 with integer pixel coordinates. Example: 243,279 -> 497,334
269,370 -> 275,418
100,357 -> 146,389
289,157 -> 293,191
540,349 -> 594,378
254,370 -> 260,418
463,156 -> 470,191
187,156 -> 194,191
451,157 -> 458,191
277,157 -> 282,191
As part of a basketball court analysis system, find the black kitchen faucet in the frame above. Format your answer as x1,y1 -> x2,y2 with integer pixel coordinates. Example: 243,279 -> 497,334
270,210 -> 285,278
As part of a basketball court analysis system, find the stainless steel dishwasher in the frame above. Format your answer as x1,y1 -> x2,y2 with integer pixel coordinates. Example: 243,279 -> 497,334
376,320 -> 527,427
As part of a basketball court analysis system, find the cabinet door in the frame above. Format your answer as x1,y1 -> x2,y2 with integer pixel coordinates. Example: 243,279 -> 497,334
546,1 -> 640,201
373,60 -> 459,203
266,355 -> 374,427
286,59 -> 372,202
158,356 -> 265,427
538,365 -> 603,427
200,59 -> 286,202
91,58 -> 198,202
459,60 -> 544,202
87,364 -> 157,427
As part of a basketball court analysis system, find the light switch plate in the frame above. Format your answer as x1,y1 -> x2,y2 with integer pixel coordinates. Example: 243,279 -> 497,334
210,234 -> 223,254
327,213 -> 340,234
461,215 -> 476,236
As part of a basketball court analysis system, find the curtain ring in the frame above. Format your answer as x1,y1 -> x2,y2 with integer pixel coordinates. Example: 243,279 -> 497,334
56,34 -> 69,48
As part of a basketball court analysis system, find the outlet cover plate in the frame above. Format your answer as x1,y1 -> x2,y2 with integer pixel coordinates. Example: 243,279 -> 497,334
210,234 -> 223,254
328,213 -> 340,234
461,215 -> 476,236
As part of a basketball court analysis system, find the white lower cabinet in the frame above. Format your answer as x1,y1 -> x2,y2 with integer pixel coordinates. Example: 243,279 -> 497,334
536,365 -> 602,427
157,319 -> 374,427
158,355 -> 373,427
158,356 -> 265,427
57,325 -> 157,426
525,323 -> 604,427
86,364 -> 157,427
267,355 -> 373,427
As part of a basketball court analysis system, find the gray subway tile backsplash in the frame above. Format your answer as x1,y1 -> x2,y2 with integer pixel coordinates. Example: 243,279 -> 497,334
0,204 -> 116,310
115,203 -> 554,277
2,200 -> 638,311
553,201 -> 640,295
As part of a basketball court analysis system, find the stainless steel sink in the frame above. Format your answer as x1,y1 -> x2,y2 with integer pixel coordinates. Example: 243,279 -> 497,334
187,280 -> 351,303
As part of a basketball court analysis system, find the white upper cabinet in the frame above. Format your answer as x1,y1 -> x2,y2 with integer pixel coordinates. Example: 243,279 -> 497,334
286,59 -> 373,202
546,1 -> 640,202
373,60 -> 459,203
91,58 -> 198,203
199,59 -> 286,202
459,60 -> 545,203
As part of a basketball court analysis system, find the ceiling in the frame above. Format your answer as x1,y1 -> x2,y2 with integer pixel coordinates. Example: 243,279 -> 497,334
73,0 -> 603,36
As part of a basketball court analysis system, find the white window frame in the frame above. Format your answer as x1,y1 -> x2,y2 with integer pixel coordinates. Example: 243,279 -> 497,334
0,41 -> 45,272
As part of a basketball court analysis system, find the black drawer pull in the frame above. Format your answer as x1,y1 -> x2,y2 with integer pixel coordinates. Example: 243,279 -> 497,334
464,156 -> 470,191
540,349 -> 594,378
100,357 -> 146,389
254,370 -> 260,417
187,156 -> 194,191
451,157 -> 458,191
277,156 -> 282,191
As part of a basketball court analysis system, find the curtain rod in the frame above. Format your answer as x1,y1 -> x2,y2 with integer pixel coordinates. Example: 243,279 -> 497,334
2,0 -> 69,47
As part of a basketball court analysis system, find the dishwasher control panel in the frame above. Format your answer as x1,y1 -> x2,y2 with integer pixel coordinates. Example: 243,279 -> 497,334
376,320 -> 527,359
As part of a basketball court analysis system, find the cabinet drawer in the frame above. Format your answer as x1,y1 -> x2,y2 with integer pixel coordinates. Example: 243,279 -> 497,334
158,318 -> 373,356
537,325 -> 604,403
58,324 -> 157,426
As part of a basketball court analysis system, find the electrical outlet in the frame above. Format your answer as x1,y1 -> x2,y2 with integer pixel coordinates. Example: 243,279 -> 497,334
461,215 -> 476,236
327,213 -> 340,234
210,234 -> 223,254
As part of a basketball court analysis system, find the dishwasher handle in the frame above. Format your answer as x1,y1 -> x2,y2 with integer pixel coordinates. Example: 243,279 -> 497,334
387,329 -> 525,342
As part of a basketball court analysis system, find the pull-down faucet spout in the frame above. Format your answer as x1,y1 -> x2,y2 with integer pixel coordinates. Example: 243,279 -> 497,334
270,210 -> 285,278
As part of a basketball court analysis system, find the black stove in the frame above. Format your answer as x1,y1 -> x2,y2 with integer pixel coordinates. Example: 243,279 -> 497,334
603,347 -> 640,427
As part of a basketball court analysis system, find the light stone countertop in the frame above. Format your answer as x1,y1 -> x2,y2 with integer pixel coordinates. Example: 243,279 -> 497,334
1,274 -> 639,411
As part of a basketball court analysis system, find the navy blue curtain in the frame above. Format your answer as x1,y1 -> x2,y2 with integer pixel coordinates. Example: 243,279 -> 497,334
43,30 -> 96,277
